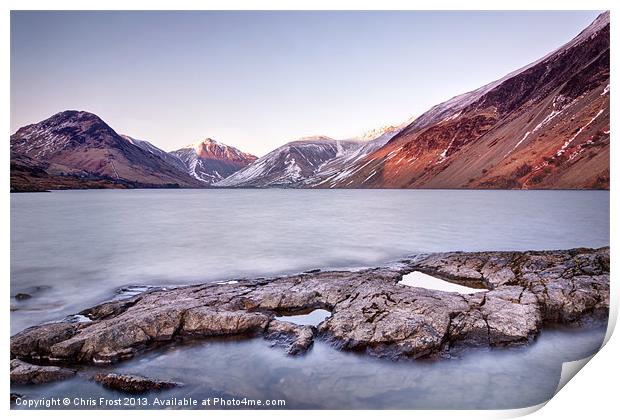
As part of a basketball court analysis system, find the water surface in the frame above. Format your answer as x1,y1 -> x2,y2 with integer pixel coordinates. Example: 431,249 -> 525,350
10,189 -> 609,409
10,189 -> 609,333
11,326 -> 606,409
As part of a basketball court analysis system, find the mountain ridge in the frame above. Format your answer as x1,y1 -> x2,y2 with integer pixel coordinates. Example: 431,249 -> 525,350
170,138 -> 258,184
10,12 -> 609,191
10,110 -> 204,191
302,11 -> 609,189
10,111 -> 257,191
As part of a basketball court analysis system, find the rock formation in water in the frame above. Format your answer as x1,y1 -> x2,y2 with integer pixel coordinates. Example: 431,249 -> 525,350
10,247 -> 608,388
92,373 -> 183,393
10,358 -> 76,385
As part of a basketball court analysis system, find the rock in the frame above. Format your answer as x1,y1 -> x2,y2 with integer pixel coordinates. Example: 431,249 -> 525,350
411,247 -> 610,324
11,322 -> 82,360
12,285 -> 51,301
265,319 -> 315,355
9,247 -> 609,371
480,287 -> 542,346
92,373 -> 183,393
11,393 -> 25,404
181,307 -> 270,337
10,359 -> 76,384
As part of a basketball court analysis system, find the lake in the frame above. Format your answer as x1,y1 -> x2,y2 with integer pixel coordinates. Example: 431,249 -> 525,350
10,189 -> 610,409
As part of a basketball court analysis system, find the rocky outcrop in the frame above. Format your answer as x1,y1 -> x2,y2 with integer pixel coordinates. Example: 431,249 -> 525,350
409,247 -> 610,324
10,359 -> 76,384
11,393 -> 25,403
265,320 -> 315,355
92,373 -> 183,393
10,248 -> 609,374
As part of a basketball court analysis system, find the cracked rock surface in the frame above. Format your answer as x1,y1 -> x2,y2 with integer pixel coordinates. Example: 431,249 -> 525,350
92,373 -> 183,393
265,320 -> 315,355
10,247 -> 609,375
10,358 -> 76,384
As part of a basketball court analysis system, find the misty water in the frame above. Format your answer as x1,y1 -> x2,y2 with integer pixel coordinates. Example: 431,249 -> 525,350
10,189 -> 609,409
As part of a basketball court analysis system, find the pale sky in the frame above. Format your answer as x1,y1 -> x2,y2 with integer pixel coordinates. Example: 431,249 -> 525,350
11,11 -> 600,157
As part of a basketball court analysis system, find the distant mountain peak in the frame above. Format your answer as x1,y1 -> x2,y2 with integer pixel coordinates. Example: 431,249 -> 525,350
575,11 -> 609,43
353,125 -> 401,142
171,138 -> 257,184
294,135 -> 335,143
50,109 -> 100,120
10,110 -> 201,190
215,136 -> 360,187
187,137 -> 220,151
182,137 -> 255,161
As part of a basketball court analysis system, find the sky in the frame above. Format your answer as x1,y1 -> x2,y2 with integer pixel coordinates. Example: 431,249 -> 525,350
11,10 -> 601,157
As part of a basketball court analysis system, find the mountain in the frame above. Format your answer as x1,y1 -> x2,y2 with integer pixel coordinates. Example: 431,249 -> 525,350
10,111 -> 202,191
170,139 -> 257,184
315,11 -> 609,189
302,125 -> 404,187
120,134 -> 187,172
10,13 -> 609,192
215,136 -> 360,187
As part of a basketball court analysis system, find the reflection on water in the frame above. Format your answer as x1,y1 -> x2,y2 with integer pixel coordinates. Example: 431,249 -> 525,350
399,271 -> 488,294
11,325 -> 606,410
275,309 -> 332,326
10,189 -> 609,333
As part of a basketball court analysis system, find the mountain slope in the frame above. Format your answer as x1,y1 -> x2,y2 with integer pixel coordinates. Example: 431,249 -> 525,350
120,134 -> 188,172
10,111 -> 202,191
303,125 -> 404,187
171,139 -> 257,184
319,11 -> 610,190
215,136 -> 360,187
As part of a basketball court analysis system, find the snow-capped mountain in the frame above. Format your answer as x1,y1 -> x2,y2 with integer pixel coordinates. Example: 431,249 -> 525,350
10,13 -> 609,192
10,111 -> 201,191
10,111 -> 257,191
215,136 -> 359,187
170,138 -> 257,184
314,11 -> 609,189
301,125 -> 403,187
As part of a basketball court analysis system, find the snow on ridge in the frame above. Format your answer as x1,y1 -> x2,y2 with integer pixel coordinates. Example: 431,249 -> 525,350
283,156 -> 302,181
556,109 -> 605,157
602,84 -> 610,96
352,125 -> 400,142
438,135 -> 458,162
504,95 -> 577,158
216,137 -> 345,187
402,12 -> 608,136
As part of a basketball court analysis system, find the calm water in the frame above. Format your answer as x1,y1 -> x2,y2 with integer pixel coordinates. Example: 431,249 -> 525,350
10,189 -> 609,409
11,326 -> 606,410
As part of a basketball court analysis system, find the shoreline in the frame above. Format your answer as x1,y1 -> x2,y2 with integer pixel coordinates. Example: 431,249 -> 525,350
10,247 -> 610,391
10,186 -> 612,193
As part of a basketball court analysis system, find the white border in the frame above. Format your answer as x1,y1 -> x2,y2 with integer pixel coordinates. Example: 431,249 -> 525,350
3,1 -> 616,419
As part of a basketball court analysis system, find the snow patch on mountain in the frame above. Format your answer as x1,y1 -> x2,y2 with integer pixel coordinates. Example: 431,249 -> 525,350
216,136 -> 358,187
170,138 -> 257,185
